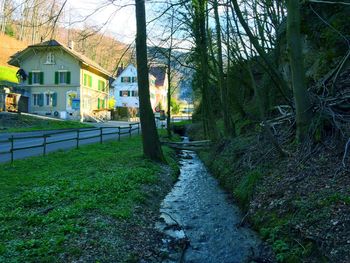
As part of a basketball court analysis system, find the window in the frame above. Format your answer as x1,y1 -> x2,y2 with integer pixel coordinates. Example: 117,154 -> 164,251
59,72 -> 67,84
56,71 -> 70,84
45,52 -> 55,64
120,90 -> 129,97
132,77 -> 137,83
121,76 -> 131,83
46,93 -> 53,106
98,80 -> 105,92
33,94 -> 39,106
131,90 -> 138,97
45,93 -> 57,107
83,74 -> 92,87
29,72 -> 43,85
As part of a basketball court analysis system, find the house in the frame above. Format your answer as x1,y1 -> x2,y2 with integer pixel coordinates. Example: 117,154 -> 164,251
112,64 -> 168,112
8,39 -> 113,121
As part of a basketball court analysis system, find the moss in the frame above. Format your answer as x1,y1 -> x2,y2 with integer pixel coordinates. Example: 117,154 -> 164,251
233,169 -> 263,209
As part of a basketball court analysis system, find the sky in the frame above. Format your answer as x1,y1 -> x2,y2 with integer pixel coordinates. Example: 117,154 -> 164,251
65,0 -> 136,43
65,0 -> 190,49
66,0 -> 145,44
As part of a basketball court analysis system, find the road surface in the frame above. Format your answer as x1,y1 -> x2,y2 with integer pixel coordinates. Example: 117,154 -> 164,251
0,123 -> 139,163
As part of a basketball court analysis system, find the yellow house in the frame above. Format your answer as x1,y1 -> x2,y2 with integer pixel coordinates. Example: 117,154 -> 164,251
8,39 -> 112,121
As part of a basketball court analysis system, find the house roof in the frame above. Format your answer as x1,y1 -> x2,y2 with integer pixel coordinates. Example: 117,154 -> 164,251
149,66 -> 167,87
116,67 -> 124,77
8,39 -> 112,78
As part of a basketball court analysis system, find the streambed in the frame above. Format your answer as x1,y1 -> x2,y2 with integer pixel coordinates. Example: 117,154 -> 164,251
156,146 -> 272,263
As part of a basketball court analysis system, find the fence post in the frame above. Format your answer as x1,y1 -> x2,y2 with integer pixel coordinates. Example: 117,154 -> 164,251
43,135 -> 47,156
100,127 -> 103,144
10,135 -> 14,163
76,129 -> 80,149
129,124 -> 132,138
118,127 -> 121,141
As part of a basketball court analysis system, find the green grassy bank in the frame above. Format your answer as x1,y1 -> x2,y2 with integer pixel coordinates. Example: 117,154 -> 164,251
0,66 -> 18,83
0,136 -> 178,262
0,113 -> 92,133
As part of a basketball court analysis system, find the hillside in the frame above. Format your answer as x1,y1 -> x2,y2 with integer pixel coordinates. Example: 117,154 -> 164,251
0,30 -> 130,74
0,34 -> 26,68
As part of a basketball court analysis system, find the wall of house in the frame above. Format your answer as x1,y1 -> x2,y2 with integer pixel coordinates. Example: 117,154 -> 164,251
112,65 -> 157,110
19,48 -> 81,118
17,48 -> 110,120
80,68 -> 109,120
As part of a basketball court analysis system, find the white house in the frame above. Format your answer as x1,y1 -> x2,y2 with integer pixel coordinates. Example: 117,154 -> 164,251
112,64 -> 168,111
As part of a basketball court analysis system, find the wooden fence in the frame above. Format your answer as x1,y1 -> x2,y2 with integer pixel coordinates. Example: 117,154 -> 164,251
0,123 -> 140,163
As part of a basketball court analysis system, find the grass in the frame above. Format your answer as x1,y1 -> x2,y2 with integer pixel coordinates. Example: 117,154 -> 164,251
233,169 -> 263,209
171,120 -> 192,127
0,136 -> 178,262
0,66 -> 18,83
0,113 -> 92,133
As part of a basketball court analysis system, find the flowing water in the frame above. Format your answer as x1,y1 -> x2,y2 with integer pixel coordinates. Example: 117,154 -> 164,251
156,141 -> 269,263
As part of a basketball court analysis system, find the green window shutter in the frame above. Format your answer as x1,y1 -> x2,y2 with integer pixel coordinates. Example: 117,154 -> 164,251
84,74 -> 87,86
52,93 -> 57,106
98,80 -> 101,91
102,99 -> 105,109
55,72 -> 59,84
128,91 -> 131,96
38,93 -> 44,106
40,72 -> 44,84
28,72 -> 32,85
89,76 -> 92,87
119,91 -> 122,96
67,72 -> 71,84
97,98 -> 100,109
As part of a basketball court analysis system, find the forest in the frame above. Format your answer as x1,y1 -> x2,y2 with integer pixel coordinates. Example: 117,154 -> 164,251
135,0 -> 350,262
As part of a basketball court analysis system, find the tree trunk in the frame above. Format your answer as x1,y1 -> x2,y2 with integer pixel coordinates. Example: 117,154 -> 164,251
193,0 -> 218,141
213,0 -> 234,137
166,57 -> 172,138
286,0 -> 312,142
135,0 -> 166,162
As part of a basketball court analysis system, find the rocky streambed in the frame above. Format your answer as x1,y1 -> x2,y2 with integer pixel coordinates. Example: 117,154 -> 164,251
156,144 -> 274,263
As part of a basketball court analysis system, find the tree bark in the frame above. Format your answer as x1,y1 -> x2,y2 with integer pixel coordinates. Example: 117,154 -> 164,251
193,0 -> 219,141
286,0 -> 312,142
135,0 -> 166,162
213,0 -> 234,137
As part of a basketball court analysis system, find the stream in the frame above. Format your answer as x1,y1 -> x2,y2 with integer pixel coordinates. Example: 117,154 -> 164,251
156,139 -> 270,263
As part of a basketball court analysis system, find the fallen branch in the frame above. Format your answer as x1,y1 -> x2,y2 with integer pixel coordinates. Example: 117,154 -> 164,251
342,138 -> 350,167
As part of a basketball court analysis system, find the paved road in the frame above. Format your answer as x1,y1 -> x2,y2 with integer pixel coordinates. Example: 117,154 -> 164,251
0,122 -> 140,163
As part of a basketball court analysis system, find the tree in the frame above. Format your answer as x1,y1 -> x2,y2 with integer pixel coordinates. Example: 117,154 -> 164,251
286,0 -> 312,141
230,0 -> 291,104
135,0 -> 166,162
192,0 -> 219,141
212,0 -> 235,136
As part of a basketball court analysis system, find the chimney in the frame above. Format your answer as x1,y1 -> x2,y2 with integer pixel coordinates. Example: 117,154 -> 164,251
68,40 -> 75,50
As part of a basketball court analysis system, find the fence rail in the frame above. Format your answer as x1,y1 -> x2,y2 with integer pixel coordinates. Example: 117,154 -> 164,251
0,123 -> 140,163
171,115 -> 192,122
